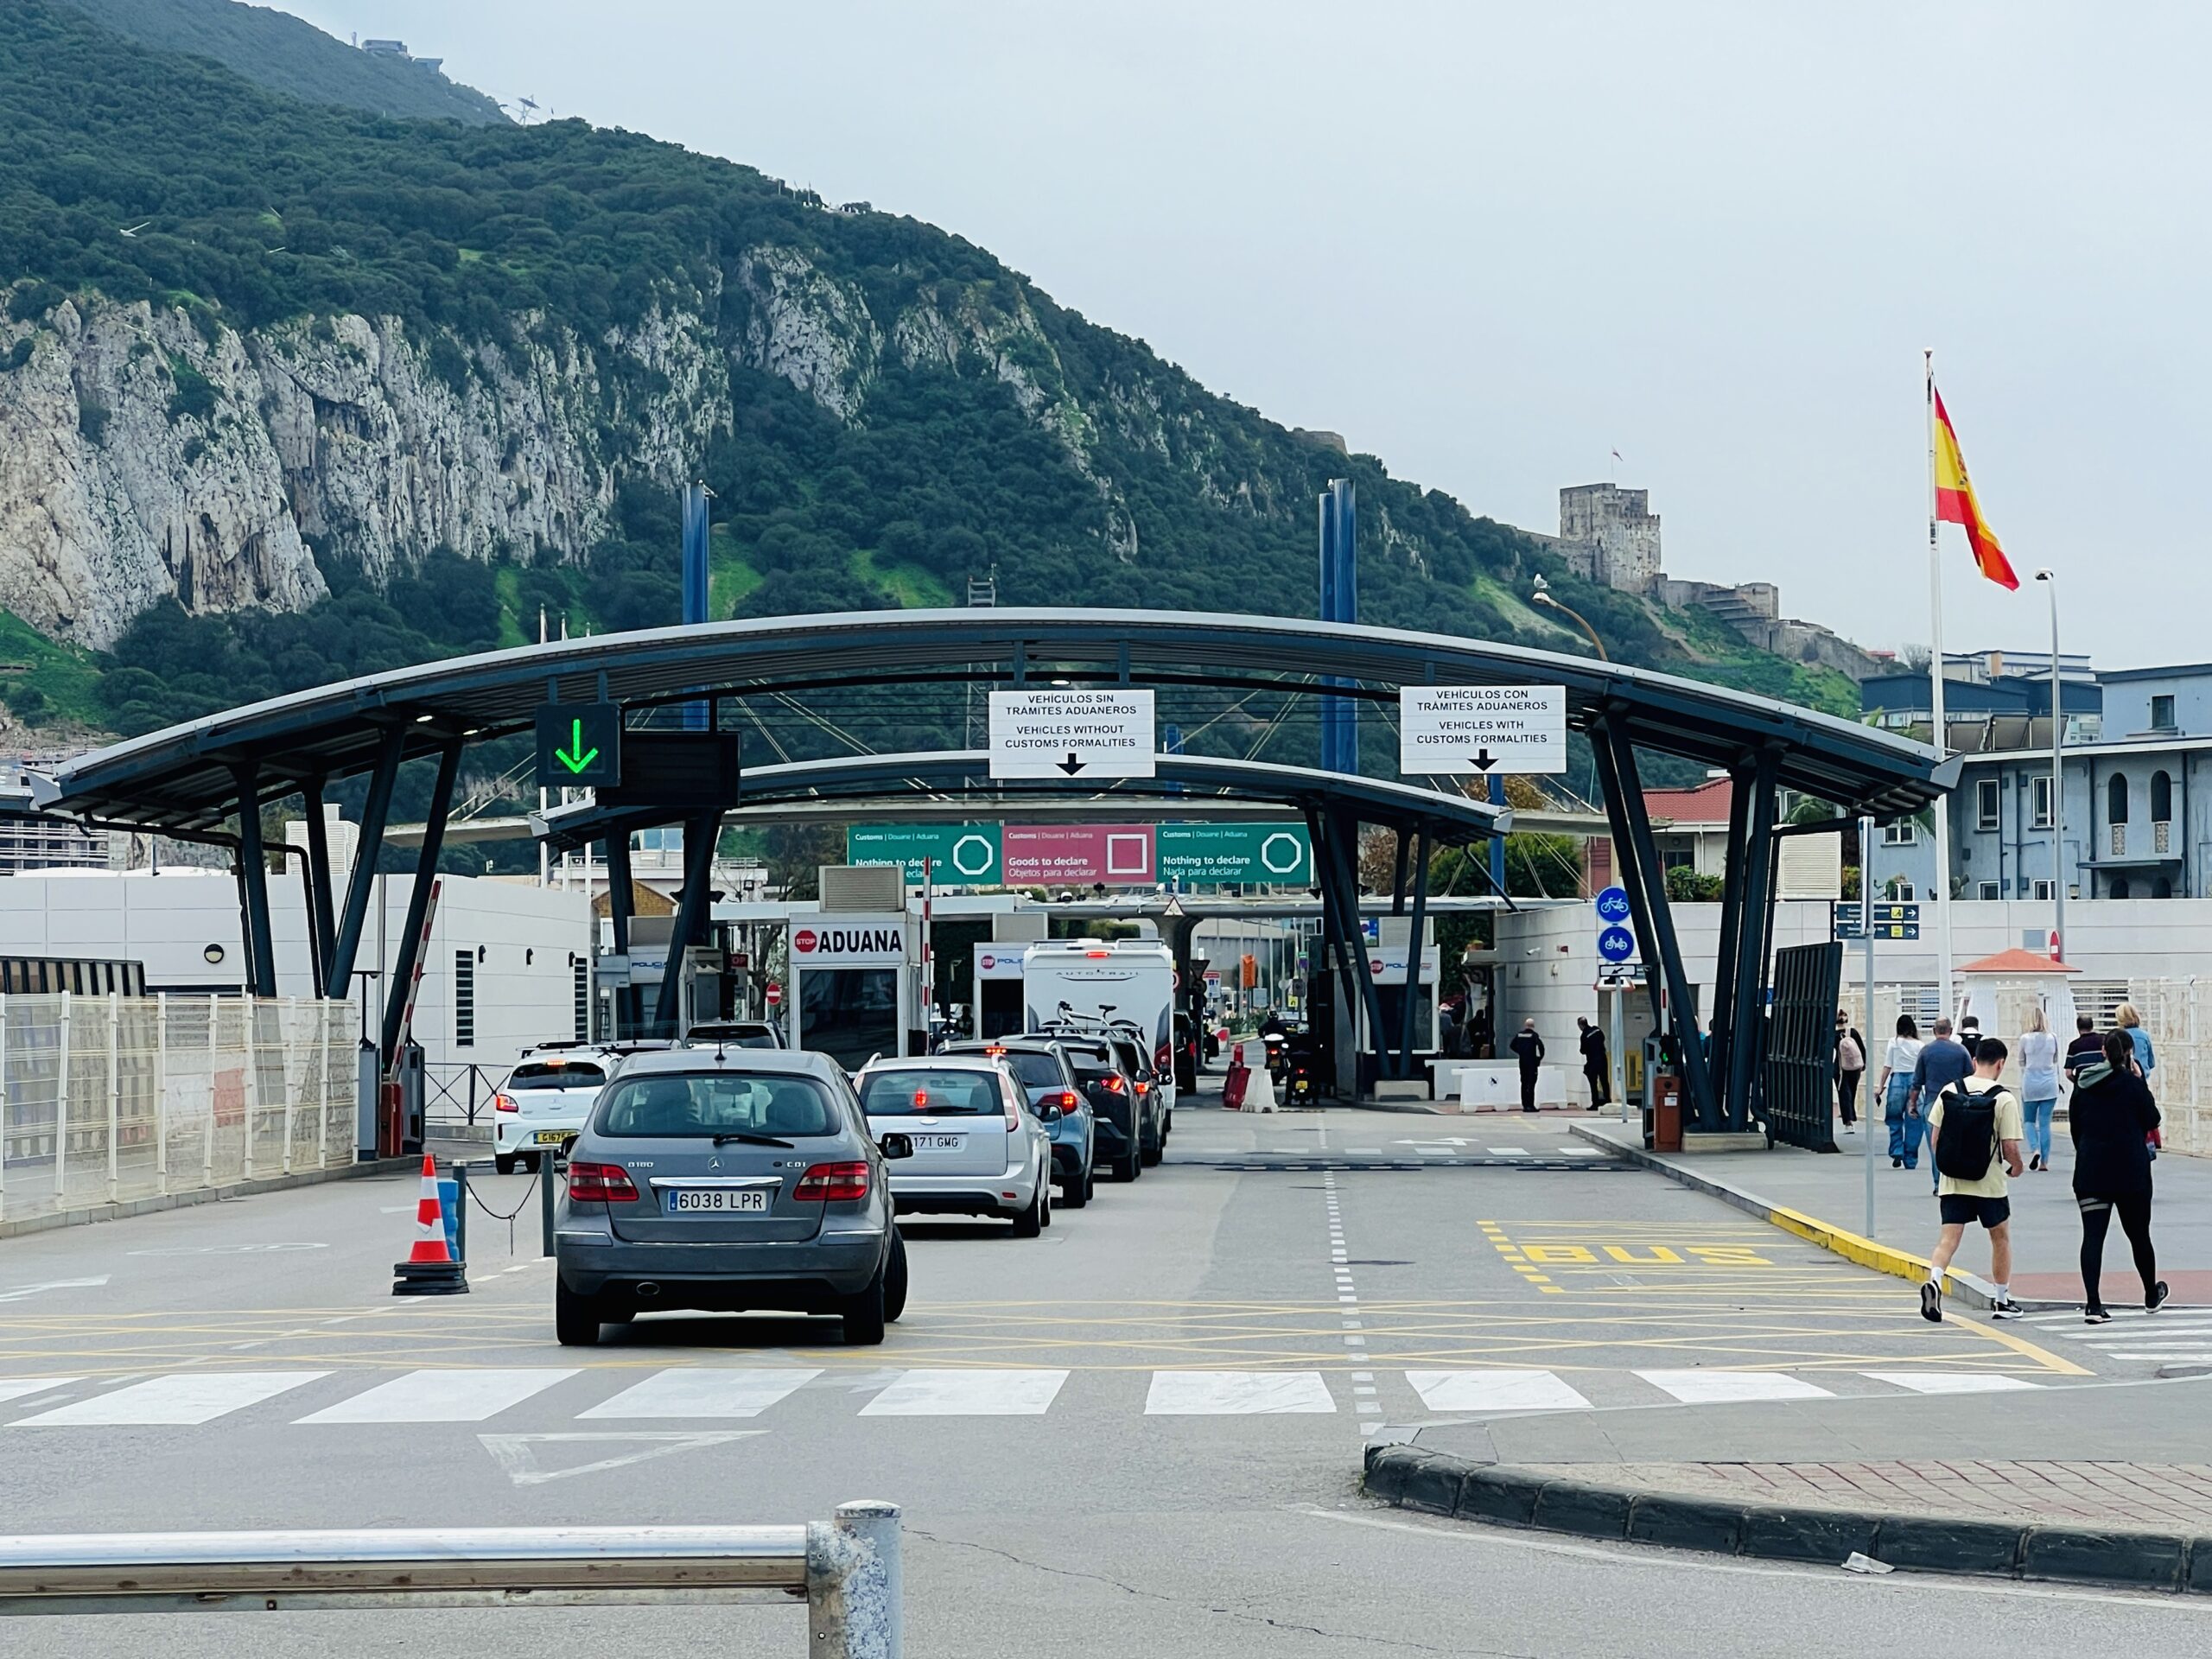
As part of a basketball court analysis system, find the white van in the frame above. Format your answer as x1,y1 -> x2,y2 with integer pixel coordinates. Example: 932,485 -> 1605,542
1020,940 -> 1177,1118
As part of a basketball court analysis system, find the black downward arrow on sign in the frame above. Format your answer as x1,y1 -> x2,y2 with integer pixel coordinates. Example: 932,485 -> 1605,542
1471,748 -> 1497,771
1057,753 -> 1087,775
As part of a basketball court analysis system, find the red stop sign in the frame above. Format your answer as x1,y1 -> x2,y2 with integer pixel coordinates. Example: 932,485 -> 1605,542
765,982 -> 783,1007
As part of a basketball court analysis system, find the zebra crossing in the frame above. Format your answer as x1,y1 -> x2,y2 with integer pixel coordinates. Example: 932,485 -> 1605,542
0,1364 -> 2047,1429
2022,1306 -> 2212,1363
1196,1144 -> 1618,1173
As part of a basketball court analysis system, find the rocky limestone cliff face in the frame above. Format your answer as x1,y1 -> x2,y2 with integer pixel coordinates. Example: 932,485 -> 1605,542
0,287 -> 727,648
0,241 -> 1297,647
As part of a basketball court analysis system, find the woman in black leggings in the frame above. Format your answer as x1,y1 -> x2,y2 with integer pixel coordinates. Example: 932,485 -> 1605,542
2070,1028 -> 2169,1322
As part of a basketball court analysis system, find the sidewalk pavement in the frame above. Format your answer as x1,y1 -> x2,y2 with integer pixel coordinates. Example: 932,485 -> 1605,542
1366,1376 -> 2212,1590
1572,1116 -> 2212,1309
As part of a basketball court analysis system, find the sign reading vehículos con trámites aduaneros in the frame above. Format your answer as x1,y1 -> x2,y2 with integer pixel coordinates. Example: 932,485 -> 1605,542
988,688 -> 1155,779
1396,684 -> 1566,776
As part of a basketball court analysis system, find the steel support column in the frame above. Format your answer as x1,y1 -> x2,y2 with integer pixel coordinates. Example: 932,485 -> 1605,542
380,743 -> 461,1062
326,732 -> 403,1000
1594,718 -> 1721,1128
1391,830 -> 1410,915
606,833 -> 636,1039
1324,808 -> 1389,1093
1707,759 -> 1757,1089
292,851 -> 323,994
232,763 -> 276,999
653,811 -> 720,1038
302,774 -> 337,978
1395,829 -> 1432,1079
1724,748 -> 1781,1132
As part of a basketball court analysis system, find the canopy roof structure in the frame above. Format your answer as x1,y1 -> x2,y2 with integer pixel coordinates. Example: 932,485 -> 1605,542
530,749 -> 1511,855
32,608 -> 1948,835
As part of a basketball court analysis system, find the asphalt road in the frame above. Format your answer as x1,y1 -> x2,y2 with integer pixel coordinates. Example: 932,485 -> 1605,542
0,1101 -> 2199,1657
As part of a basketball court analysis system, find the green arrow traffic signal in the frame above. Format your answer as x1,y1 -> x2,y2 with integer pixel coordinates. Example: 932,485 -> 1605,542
555,717 -> 598,775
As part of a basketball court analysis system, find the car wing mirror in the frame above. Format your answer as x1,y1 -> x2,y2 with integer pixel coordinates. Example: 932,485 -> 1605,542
1038,1104 -> 1064,1123
878,1132 -> 915,1160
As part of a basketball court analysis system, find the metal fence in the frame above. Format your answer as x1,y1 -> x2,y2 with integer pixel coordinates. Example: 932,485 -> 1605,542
0,1501 -> 901,1656
1840,976 -> 2211,1158
423,1060 -> 503,1130
0,993 -> 359,1225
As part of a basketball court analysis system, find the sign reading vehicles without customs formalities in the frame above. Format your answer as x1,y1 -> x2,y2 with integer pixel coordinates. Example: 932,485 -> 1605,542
1397,684 -> 1567,776
988,689 -> 1155,779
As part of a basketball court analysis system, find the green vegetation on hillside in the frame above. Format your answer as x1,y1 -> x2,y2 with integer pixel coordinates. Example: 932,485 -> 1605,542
4,0 -> 1855,792
0,609 -> 104,728
54,0 -> 505,124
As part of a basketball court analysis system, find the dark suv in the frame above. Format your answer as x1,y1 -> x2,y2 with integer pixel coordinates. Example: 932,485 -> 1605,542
939,1038 -> 1097,1208
1043,1033 -> 1155,1182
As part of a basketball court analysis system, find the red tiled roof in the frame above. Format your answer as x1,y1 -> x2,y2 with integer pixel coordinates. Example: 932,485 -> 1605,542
1643,777 -> 1733,824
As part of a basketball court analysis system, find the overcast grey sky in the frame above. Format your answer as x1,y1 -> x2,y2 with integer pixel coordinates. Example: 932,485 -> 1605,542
273,2 -> 2207,670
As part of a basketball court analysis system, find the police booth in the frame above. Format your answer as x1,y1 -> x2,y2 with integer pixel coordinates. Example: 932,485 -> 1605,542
972,943 -> 1028,1040
788,913 -> 918,1069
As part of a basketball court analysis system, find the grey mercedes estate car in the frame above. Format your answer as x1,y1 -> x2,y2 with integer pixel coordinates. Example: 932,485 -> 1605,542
552,1047 -> 912,1347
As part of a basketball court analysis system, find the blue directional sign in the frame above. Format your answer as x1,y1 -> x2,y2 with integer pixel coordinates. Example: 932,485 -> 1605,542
1595,886 -> 1631,925
1598,925 -> 1637,964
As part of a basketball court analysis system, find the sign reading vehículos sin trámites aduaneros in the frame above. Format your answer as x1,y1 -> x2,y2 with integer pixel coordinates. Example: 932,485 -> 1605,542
988,688 -> 1155,779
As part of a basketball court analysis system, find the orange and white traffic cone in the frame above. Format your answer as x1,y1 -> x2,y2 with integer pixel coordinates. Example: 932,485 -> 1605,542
392,1153 -> 469,1297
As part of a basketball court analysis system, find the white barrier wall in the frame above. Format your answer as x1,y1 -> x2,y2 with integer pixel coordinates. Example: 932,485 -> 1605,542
0,993 -> 359,1226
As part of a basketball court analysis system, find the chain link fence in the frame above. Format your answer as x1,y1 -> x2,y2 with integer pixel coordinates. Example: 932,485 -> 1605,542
0,994 -> 359,1226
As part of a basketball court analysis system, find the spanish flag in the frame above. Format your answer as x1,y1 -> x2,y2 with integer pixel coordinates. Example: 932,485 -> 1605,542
1931,385 -> 2019,590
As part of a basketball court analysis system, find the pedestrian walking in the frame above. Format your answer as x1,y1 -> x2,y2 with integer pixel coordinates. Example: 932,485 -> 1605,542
2019,1006 -> 2061,1171
1920,1035 -> 2027,1323
2115,1002 -> 2156,1077
1878,1015 -> 1923,1167
2063,1011 -> 2103,1079
1577,1016 -> 1610,1109
1510,1018 -> 1545,1113
2070,1028 -> 2169,1323
1834,1011 -> 1865,1130
1907,1017 -> 1974,1183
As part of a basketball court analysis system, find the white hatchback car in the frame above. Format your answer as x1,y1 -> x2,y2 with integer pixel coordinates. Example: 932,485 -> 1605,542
493,1052 -> 617,1173
854,1056 -> 1058,1236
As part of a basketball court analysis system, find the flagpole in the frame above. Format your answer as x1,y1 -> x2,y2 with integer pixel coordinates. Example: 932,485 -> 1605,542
1925,351 -> 1955,1022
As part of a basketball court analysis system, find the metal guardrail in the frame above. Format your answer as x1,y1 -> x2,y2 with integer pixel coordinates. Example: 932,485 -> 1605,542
421,1060 -> 500,1128
0,1501 -> 901,1656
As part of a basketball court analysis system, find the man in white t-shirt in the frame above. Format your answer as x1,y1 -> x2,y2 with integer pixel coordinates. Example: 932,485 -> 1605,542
1921,1036 -> 2026,1323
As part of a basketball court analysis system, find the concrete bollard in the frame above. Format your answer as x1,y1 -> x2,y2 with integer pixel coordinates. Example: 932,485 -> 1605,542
807,1499 -> 901,1659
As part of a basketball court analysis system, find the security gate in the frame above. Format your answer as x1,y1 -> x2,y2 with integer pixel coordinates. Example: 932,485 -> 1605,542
1763,941 -> 1841,1153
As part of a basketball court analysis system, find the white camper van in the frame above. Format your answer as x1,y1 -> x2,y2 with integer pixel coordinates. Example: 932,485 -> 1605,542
1020,940 -> 1177,1116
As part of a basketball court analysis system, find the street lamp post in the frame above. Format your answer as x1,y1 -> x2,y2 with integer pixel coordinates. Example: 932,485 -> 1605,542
2033,569 -> 2063,959
1530,575 -> 1609,661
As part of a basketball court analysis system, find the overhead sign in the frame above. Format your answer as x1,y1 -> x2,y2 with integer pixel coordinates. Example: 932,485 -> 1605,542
1397,685 -> 1566,776
988,688 -> 1155,779
534,703 -> 622,790
848,824 -> 1002,885
597,732 -> 741,810
1004,824 -> 1154,885
1157,823 -> 1310,885
850,822 -> 1311,887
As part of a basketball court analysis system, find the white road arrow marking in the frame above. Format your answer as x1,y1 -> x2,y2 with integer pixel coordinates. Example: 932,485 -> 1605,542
479,1430 -> 766,1487
0,1276 -> 110,1304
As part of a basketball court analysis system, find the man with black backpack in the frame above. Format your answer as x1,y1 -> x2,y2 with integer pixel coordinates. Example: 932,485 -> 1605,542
1921,1036 -> 2028,1322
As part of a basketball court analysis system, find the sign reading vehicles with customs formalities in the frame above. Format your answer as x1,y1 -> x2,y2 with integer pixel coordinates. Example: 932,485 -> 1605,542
1397,684 -> 1567,775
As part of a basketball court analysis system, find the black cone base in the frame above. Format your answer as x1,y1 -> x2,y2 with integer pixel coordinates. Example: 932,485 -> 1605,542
392,1259 -> 470,1296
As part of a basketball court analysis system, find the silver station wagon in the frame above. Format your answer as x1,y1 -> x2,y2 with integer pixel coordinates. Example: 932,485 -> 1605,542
552,1048 -> 912,1347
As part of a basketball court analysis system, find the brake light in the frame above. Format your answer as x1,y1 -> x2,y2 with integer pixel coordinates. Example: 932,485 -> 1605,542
1006,1097 -> 1021,1132
1056,1090 -> 1080,1111
1085,950 -> 1110,958
795,1161 -> 871,1202
985,1046 -> 1007,1056
1102,1074 -> 1126,1093
914,1089 -> 931,1109
493,1093 -> 518,1114
1155,1041 -> 1172,1072
1135,1080 -> 1150,1095
566,1161 -> 638,1203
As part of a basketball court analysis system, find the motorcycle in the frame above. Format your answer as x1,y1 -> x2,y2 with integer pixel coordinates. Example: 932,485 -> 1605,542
1284,1033 -> 1319,1103
1262,1033 -> 1288,1084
